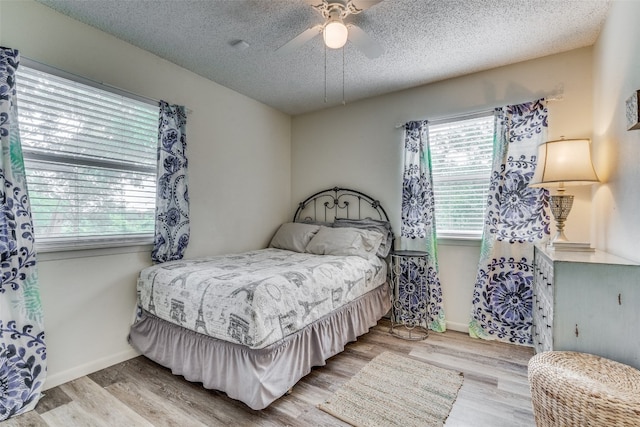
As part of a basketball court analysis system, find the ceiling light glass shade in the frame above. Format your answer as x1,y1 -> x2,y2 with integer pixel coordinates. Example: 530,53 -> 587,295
323,20 -> 348,49
529,138 -> 599,188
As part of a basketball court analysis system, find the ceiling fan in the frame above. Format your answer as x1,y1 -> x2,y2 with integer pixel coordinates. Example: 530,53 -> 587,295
277,0 -> 384,59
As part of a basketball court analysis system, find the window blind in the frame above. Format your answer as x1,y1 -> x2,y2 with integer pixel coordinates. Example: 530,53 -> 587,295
16,65 -> 159,251
429,114 -> 494,238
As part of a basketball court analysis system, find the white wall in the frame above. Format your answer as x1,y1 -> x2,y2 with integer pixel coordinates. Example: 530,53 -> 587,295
1,0 -> 624,388
592,0 -> 640,262
1,1 -> 291,388
292,48 -> 595,332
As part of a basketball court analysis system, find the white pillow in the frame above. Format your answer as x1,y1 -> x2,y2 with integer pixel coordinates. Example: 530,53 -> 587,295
269,222 -> 321,253
305,226 -> 384,258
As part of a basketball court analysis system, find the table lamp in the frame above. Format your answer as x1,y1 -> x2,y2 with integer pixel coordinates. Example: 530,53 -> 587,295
529,138 -> 599,250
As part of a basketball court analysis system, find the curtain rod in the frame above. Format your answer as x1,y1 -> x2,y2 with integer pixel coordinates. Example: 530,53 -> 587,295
395,92 -> 564,129
21,56 -> 192,114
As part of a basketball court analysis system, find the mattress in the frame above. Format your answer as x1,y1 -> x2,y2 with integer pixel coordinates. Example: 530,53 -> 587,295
136,248 -> 387,349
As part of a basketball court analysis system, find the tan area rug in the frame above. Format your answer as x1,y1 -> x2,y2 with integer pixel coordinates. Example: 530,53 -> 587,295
318,351 -> 464,427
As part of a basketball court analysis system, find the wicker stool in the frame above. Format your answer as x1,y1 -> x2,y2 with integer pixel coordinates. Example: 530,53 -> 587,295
528,351 -> 640,426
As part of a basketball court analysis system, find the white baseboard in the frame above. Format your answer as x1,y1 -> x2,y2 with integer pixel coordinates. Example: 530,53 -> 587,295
446,321 -> 469,333
43,348 -> 140,390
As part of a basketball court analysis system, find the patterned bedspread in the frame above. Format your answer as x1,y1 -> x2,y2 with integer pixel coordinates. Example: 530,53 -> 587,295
137,248 -> 387,349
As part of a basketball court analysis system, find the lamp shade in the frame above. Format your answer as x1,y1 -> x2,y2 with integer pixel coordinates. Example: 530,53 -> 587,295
323,19 -> 348,49
529,138 -> 599,188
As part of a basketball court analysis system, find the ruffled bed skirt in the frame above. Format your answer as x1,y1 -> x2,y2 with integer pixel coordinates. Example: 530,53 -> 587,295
128,283 -> 391,410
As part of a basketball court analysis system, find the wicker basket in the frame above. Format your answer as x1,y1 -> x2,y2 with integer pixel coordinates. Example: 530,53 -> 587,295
528,351 -> 640,426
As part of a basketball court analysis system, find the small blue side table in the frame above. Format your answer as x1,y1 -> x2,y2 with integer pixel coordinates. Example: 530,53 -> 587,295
389,250 -> 429,340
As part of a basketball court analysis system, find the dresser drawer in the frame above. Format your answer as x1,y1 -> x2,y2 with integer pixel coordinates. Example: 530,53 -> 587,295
533,249 -> 553,353
532,290 -> 552,352
534,251 -> 554,306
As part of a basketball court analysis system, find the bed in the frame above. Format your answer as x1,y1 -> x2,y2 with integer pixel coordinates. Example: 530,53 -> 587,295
128,187 -> 393,410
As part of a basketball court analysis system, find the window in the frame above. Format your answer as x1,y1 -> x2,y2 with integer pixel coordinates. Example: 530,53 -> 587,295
16,64 -> 159,251
429,113 -> 494,239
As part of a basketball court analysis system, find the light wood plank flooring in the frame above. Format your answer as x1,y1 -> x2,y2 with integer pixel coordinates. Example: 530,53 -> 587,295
3,319 -> 535,427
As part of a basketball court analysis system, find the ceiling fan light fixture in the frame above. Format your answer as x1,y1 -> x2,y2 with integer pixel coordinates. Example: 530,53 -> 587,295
323,19 -> 348,49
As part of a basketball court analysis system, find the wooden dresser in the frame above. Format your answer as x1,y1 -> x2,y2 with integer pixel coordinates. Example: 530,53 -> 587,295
532,244 -> 640,369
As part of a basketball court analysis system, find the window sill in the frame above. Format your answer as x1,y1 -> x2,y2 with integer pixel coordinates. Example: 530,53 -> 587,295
437,236 -> 482,247
37,244 -> 153,262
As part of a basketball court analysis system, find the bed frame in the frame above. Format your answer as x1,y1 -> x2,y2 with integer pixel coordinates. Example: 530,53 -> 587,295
129,186 -> 392,410
294,186 -> 390,223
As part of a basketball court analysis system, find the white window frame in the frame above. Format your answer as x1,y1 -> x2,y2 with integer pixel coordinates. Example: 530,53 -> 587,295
16,59 -> 159,252
428,111 -> 494,240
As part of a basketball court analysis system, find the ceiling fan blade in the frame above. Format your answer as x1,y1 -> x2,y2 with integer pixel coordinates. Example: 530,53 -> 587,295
347,24 -> 383,59
276,25 -> 323,54
349,0 -> 384,12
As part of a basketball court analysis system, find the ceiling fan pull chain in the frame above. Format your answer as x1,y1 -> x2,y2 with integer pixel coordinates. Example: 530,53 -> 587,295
342,46 -> 346,105
324,43 -> 328,104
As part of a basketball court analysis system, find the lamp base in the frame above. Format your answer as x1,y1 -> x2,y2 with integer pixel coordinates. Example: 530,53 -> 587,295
547,193 -> 594,252
547,241 -> 595,252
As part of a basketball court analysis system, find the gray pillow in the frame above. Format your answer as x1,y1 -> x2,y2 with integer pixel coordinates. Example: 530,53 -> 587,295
305,226 -> 384,258
334,218 -> 393,257
295,219 -> 334,228
269,222 -> 321,253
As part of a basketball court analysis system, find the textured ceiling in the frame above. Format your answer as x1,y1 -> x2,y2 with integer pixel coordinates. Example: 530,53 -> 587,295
36,0 -> 611,115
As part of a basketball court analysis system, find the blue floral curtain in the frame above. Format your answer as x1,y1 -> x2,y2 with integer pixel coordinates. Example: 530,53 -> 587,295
469,100 -> 550,344
151,101 -> 189,263
401,121 -> 446,332
0,47 -> 46,421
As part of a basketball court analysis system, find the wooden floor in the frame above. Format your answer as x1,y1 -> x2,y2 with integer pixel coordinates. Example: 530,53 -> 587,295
4,319 -> 536,427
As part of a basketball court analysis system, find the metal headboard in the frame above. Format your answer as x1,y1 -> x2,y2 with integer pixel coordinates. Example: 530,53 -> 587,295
293,187 -> 390,223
